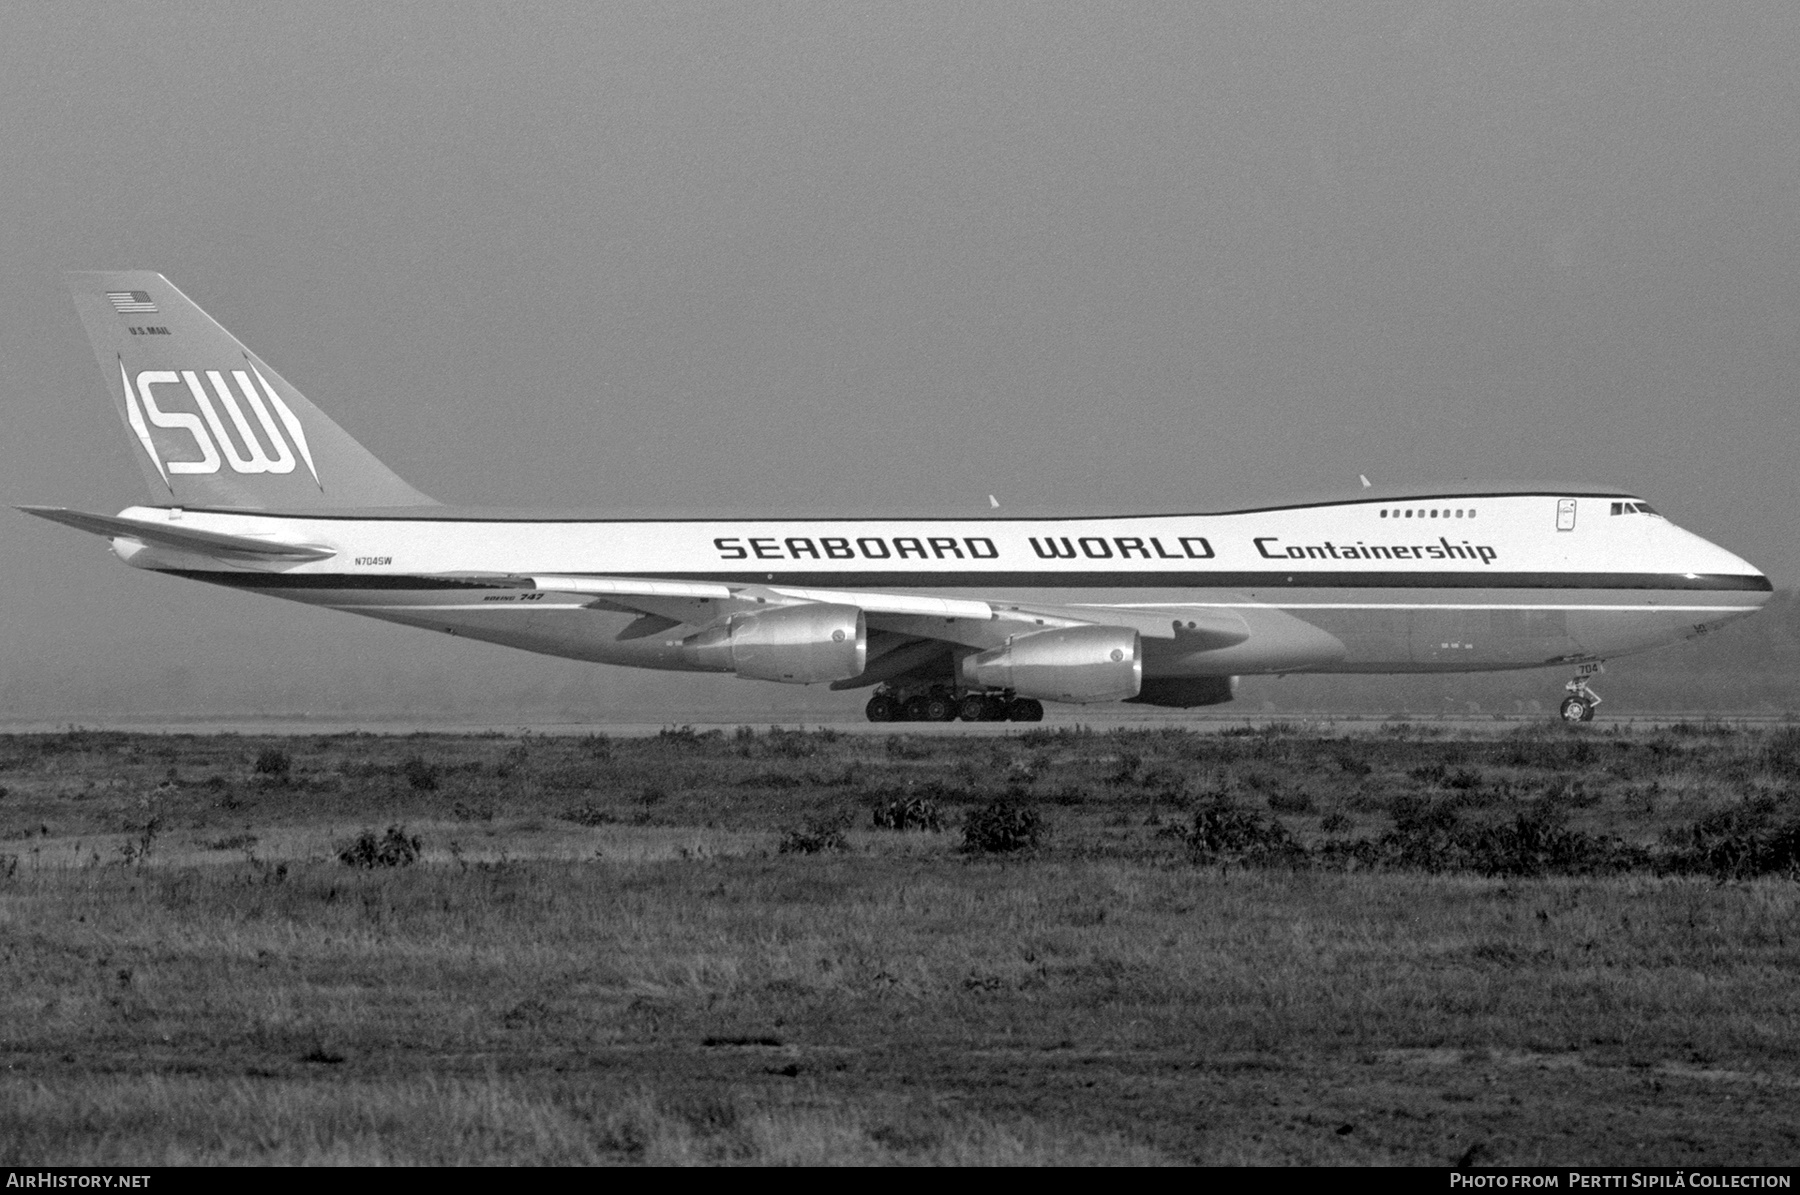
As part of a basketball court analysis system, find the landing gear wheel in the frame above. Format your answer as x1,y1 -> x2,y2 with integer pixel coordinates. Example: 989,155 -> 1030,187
902,695 -> 932,722
958,695 -> 989,722
924,693 -> 956,722
865,694 -> 898,723
1007,698 -> 1045,722
1560,669 -> 1603,723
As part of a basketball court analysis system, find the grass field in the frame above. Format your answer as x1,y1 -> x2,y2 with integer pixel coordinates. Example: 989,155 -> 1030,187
3,721 -> 1798,1165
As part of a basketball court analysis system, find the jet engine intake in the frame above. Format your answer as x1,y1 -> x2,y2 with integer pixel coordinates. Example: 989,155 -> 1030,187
960,625 -> 1141,703
681,603 -> 866,683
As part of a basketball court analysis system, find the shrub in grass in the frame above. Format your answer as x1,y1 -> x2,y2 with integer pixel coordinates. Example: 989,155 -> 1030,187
1762,729 -> 1800,781
338,824 -> 422,868
778,816 -> 848,855
961,800 -> 1042,854
1457,805 -> 1646,877
558,802 -> 616,827
401,755 -> 439,792
871,797 -> 943,832
738,773 -> 802,789
1660,799 -> 1800,880
657,725 -> 720,748
883,737 -> 933,760
1312,798 -> 1645,877
1409,762 -> 1448,784
253,748 -> 291,780
1184,802 -> 1305,867
763,729 -> 818,759
1265,786 -> 1315,815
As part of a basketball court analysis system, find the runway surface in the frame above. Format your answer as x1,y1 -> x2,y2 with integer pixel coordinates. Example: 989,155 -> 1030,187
1,712 -> 1790,736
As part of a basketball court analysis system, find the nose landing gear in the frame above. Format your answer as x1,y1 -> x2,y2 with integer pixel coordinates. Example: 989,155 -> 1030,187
1559,665 -> 1604,723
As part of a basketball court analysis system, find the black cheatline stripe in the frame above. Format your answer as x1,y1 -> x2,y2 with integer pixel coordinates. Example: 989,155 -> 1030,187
165,569 -> 1773,593
164,571 -> 495,590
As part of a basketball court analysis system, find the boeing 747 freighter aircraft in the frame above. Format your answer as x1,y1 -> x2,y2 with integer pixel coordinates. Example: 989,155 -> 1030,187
23,272 -> 1771,723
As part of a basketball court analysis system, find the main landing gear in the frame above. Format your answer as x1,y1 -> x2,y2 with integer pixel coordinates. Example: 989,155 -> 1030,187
864,685 -> 1044,723
1559,664 -> 1604,723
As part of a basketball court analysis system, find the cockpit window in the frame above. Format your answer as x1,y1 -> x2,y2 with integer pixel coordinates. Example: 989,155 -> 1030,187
1611,501 -> 1662,517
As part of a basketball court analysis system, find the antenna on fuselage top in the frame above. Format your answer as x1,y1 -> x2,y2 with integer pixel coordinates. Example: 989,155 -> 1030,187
1359,475 -> 1372,489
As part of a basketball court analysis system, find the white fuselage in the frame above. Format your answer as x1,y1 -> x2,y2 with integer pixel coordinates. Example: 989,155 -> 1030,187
108,489 -> 1769,682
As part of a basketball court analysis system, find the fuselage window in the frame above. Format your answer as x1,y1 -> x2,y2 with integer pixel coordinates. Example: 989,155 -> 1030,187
1404,510 -> 1413,518
1380,510 -> 1388,518
1455,509 -> 1464,518
1468,509 -> 1476,518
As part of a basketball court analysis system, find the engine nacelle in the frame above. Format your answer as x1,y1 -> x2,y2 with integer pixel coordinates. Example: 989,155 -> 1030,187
960,625 -> 1141,703
682,603 -> 866,683
1125,675 -> 1237,708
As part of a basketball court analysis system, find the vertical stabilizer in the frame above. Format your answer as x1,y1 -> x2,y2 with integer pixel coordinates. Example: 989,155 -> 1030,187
66,271 -> 437,510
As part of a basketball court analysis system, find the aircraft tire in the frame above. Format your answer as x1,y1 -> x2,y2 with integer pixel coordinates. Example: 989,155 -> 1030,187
924,693 -> 956,722
866,694 -> 898,723
1559,696 -> 1591,723
902,695 -> 932,722
1007,698 -> 1045,722
958,695 -> 988,722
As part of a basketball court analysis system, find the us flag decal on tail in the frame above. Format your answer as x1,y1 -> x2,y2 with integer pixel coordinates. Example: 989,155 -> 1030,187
107,290 -> 157,313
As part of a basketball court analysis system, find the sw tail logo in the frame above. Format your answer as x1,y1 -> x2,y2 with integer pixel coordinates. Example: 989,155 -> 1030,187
118,360 -> 319,488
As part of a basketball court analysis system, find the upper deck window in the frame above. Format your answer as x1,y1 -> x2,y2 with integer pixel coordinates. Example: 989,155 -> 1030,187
1381,506 -> 1475,518
1377,506 -> 1476,518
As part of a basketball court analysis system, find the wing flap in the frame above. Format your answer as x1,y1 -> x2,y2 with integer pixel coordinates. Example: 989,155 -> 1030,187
526,574 -> 735,600
990,601 -> 1250,646
758,584 -> 993,621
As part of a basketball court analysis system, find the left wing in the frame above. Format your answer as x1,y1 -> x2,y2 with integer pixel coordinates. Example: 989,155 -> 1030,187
505,574 -> 1252,697
519,573 -> 1247,650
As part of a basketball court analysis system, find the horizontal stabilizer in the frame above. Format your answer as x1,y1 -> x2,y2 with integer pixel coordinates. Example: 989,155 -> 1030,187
18,506 -> 335,561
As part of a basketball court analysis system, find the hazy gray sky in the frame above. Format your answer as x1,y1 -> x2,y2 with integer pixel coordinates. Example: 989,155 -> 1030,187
4,2 -> 1798,718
